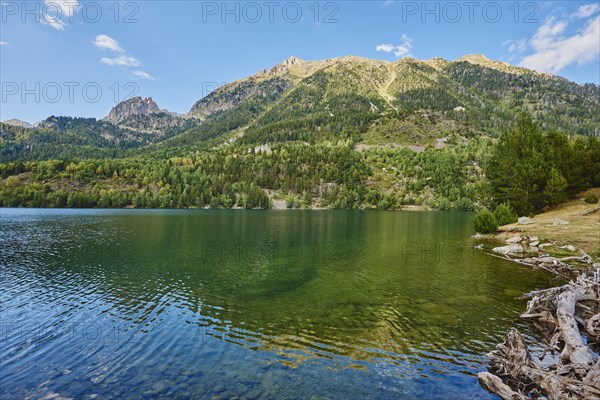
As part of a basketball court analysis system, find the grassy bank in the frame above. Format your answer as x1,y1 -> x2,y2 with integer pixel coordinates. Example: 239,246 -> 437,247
498,188 -> 600,259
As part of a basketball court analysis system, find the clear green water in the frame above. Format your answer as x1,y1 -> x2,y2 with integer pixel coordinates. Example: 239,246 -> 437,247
0,209 -> 558,399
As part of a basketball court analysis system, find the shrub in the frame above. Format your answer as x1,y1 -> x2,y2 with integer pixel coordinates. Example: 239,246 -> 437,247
456,197 -> 474,211
379,195 -> 397,210
286,194 -> 298,209
584,194 -> 599,204
5,176 -> 19,188
493,203 -> 517,226
473,208 -> 498,233
438,197 -> 452,211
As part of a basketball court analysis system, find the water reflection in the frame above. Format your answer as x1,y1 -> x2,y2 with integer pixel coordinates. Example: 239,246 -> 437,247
0,209 -> 558,399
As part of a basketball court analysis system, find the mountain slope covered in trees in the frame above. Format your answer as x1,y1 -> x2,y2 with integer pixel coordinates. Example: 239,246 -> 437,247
0,55 -> 598,210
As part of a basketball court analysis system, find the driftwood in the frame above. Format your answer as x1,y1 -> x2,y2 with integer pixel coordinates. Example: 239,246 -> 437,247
490,240 -> 594,278
587,313 -> 600,338
479,271 -> 600,399
477,372 -> 527,400
489,252 -> 576,276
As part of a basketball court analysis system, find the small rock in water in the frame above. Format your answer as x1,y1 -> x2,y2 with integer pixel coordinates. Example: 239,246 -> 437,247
474,244 -> 484,250
552,218 -> 569,226
492,244 -> 524,254
153,382 -> 166,394
560,245 -> 576,252
518,217 -> 534,225
471,233 -> 484,239
506,235 -> 522,244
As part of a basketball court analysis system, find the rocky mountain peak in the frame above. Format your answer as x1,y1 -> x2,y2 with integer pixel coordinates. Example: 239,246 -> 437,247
2,119 -> 34,128
455,54 -> 515,70
284,56 -> 303,66
458,54 -> 492,63
267,56 -> 305,74
104,96 -> 162,124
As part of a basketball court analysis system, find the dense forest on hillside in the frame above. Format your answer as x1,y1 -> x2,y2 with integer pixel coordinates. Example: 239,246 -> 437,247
0,116 -> 198,162
488,115 -> 600,215
1,116 -> 598,211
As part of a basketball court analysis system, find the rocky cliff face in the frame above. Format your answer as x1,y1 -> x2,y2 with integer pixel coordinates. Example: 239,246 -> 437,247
104,97 -> 162,124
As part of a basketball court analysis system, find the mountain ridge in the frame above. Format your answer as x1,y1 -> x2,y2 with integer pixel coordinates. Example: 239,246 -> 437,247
1,53 -> 599,163
180,53 -> 598,150
1,54 -> 598,212
188,53 -> 555,119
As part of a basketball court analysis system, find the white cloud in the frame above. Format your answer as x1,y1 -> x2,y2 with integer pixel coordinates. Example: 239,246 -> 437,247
519,15 -> 600,73
0,41 -> 7,46
42,0 -> 79,30
43,16 -> 65,30
101,55 -> 142,67
45,0 -> 79,17
502,39 -> 527,54
93,35 -> 124,53
530,17 -> 568,49
376,44 -> 395,52
571,3 -> 600,19
95,34 -> 155,79
376,34 -> 413,58
132,70 -> 154,80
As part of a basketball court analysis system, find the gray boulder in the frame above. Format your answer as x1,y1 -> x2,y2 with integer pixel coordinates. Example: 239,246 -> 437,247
518,217 -> 534,225
506,235 -> 522,243
492,244 -> 524,254
552,218 -> 569,226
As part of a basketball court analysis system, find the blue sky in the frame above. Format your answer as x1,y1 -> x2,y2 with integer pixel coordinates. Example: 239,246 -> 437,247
1,1 -> 599,122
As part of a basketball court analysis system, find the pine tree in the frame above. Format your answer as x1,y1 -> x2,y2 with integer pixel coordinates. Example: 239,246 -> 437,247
487,113 -> 547,215
544,168 -> 567,207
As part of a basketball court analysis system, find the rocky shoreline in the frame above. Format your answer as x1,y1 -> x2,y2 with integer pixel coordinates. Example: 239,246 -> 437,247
486,233 -> 599,277
474,232 -> 600,399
